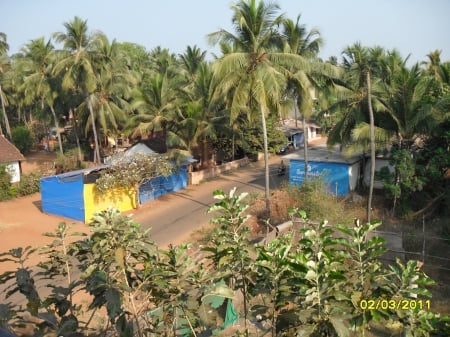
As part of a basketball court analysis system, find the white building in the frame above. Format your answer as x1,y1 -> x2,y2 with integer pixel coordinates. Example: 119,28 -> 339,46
0,135 -> 26,183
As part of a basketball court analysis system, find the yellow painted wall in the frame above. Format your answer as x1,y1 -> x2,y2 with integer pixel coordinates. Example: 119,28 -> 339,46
83,184 -> 137,223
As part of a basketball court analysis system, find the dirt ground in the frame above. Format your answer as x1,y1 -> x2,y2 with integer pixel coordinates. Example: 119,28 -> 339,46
0,151 -> 88,272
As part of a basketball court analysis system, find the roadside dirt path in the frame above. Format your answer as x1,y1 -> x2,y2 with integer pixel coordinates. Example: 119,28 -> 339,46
0,151 -> 87,273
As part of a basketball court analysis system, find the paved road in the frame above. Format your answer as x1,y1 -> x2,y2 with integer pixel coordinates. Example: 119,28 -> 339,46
133,157 -> 288,246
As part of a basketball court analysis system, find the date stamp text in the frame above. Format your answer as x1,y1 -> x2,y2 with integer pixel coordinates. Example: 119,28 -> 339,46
359,299 -> 431,310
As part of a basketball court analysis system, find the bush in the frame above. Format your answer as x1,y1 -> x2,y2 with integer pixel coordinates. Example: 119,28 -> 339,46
0,169 -> 41,201
11,126 -> 34,154
15,173 -> 41,196
0,165 -> 13,201
54,148 -> 85,174
284,178 -> 353,224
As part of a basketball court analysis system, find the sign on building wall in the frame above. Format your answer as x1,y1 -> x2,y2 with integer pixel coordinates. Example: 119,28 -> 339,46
289,160 -> 350,196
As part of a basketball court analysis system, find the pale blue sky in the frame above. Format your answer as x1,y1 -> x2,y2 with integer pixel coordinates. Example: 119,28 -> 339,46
1,0 -> 449,64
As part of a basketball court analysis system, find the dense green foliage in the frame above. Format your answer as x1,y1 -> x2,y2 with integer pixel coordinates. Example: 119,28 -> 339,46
95,153 -> 175,194
11,126 -> 33,154
0,188 -> 449,336
0,165 -> 12,200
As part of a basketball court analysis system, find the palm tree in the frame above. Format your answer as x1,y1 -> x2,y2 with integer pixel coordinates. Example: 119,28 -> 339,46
78,35 -> 134,152
280,14 -> 322,59
377,58 -> 447,213
179,45 -> 207,83
176,61 -> 226,165
0,32 -> 12,138
53,16 -> 103,163
20,38 -> 64,153
128,70 -> 181,148
280,15 -> 339,180
328,43 -> 383,222
422,49 -> 450,96
208,0 -> 309,217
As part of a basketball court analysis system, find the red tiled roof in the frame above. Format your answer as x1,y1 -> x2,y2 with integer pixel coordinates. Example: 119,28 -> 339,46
0,135 -> 26,163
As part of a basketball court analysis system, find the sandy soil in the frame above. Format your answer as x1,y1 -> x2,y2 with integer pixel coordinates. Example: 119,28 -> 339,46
0,151 -> 88,273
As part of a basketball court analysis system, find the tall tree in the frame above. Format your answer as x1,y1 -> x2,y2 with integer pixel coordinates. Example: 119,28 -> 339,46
208,0 -> 308,217
329,43 -> 383,222
176,61 -> 226,164
280,15 -> 339,179
20,38 -> 64,153
0,32 -> 12,138
53,16 -> 103,163
128,70 -> 181,147
78,35 -> 133,151
179,45 -> 207,83
376,56 -> 448,213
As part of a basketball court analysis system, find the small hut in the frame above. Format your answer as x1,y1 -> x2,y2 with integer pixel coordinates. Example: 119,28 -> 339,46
0,135 -> 26,183
283,145 -> 362,196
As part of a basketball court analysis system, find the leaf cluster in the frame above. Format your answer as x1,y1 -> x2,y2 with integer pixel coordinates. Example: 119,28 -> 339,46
95,153 -> 176,193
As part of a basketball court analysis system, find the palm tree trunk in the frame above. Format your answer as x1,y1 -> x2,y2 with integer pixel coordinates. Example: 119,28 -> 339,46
88,97 -> 101,164
50,105 -> 64,154
302,113 -> 309,181
202,138 -> 207,168
0,84 -> 11,139
232,133 -> 235,161
71,109 -> 83,164
367,71 -> 375,222
260,104 -> 271,218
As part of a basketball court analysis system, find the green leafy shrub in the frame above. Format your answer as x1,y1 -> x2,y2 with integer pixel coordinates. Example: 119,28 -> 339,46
11,126 -> 34,154
0,168 -> 41,200
54,148 -> 85,174
14,173 -> 41,196
0,165 -> 13,201
284,178 -> 354,224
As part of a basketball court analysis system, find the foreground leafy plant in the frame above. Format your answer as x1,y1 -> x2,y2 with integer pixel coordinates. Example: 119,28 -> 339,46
336,220 -> 387,335
202,187 -> 254,334
295,220 -> 350,337
75,207 -> 158,336
380,259 -> 446,337
1,188 -> 448,337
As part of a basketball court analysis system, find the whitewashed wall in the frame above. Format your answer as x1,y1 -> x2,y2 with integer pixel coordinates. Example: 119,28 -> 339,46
363,158 -> 394,189
348,162 -> 360,191
6,161 -> 21,183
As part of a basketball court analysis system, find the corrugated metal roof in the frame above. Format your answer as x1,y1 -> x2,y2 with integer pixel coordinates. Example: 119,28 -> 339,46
125,143 -> 157,156
282,144 -> 361,164
40,165 -> 110,181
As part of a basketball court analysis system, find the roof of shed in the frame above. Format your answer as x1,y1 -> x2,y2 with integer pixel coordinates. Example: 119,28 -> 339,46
278,119 -> 321,136
0,135 -> 26,163
282,144 -> 361,164
40,165 -> 110,181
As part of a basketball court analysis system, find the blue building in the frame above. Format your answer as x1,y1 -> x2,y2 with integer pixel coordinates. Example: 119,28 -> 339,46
283,145 -> 361,196
41,143 -> 193,223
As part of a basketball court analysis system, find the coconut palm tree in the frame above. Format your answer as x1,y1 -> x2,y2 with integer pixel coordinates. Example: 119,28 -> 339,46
378,57 -> 449,212
128,70 -> 181,147
53,16 -> 104,163
0,32 -> 12,138
175,61 -> 227,165
77,35 -> 134,152
328,43 -> 383,222
208,0 -> 309,217
280,15 -> 340,180
20,38 -> 64,153
179,45 -> 207,83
